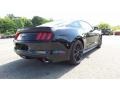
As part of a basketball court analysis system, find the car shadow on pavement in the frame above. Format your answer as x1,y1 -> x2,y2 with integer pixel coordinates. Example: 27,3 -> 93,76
0,59 -> 75,79
0,48 -> 99,79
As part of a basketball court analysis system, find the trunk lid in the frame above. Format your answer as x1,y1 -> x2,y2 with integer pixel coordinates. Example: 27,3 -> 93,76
16,27 -> 53,41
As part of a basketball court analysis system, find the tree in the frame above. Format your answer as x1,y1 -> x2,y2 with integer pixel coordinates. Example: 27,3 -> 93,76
13,18 -> 24,29
31,16 -> 52,26
0,14 -> 54,35
112,25 -> 120,31
31,16 -> 44,26
0,18 -> 4,33
24,19 -> 33,27
6,14 -> 15,19
98,22 -> 111,30
2,17 -> 16,34
20,17 -> 33,27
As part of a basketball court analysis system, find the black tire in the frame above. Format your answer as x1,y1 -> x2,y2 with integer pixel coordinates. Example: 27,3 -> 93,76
96,36 -> 102,48
69,40 -> 83,65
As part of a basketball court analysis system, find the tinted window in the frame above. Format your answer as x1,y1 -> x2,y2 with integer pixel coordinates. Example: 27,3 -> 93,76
80,21 -> 93,32
67,21 -> 81,28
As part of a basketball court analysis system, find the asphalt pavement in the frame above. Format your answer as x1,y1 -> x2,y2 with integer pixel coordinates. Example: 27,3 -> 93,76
0,36 -> 120,79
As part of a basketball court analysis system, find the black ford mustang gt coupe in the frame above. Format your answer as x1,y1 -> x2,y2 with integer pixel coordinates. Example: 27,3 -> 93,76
14,20 -> 102,65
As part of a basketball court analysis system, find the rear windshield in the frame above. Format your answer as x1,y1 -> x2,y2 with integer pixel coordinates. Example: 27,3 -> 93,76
37,20 -> 72,27
37,20 -> 82,28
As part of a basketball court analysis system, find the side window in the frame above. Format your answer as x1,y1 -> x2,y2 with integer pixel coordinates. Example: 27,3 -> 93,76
67,21 -> 81,28
80,21 -> 93,32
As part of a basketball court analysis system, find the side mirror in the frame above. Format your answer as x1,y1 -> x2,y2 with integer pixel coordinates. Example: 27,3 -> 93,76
93,26 -> 99,30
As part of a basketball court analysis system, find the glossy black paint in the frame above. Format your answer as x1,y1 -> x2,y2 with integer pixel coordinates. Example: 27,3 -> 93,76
14,20 -> 102,62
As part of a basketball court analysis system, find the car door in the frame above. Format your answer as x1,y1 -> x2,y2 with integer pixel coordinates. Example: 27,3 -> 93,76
80,21 -> 95,49
92,28 -> 101,46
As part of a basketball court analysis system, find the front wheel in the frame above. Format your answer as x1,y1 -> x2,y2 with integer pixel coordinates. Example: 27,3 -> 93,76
69,40 -> 83,65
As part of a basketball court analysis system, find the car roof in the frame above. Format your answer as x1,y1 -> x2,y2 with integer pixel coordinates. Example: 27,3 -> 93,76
37,19 -> 86,27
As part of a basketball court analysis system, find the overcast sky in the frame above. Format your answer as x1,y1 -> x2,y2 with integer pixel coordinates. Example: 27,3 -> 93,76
0,0 -> 120,25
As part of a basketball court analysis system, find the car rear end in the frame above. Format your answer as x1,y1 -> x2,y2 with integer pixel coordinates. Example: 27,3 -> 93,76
14,27 -> 70,62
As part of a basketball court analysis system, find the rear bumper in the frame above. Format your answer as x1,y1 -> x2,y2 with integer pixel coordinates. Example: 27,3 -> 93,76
14,40 -> 70,62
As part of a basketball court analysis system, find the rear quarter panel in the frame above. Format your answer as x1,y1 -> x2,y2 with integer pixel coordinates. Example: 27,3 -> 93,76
52,27 -> 83,43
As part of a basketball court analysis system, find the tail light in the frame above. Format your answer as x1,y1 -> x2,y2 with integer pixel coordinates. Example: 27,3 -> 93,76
15,32 -> 20,40
36,32 -> 53,41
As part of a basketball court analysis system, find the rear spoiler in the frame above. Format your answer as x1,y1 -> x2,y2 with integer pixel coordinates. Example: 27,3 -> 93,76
18,26 -> 52,33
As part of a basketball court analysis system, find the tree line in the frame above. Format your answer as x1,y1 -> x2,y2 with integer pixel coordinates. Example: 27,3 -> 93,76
0,14 -> 120,36
0,14 -> 53,35
97,22 -> 120,31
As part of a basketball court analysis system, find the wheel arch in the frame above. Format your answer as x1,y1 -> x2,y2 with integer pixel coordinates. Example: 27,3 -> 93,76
73,36 -> 84,49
